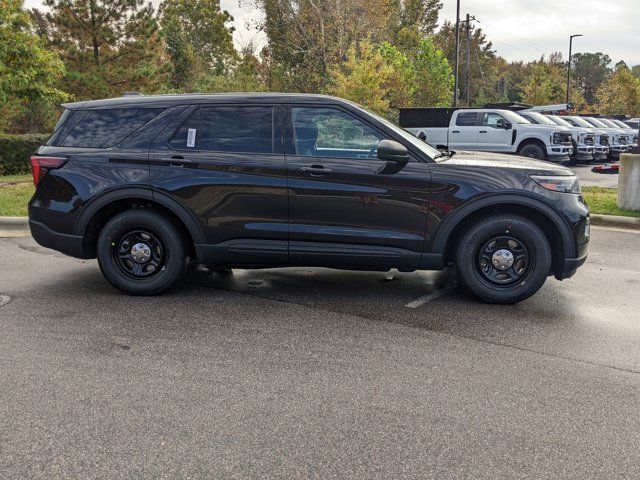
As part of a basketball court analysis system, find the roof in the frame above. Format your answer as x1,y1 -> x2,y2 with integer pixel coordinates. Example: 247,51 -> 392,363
61,92 -> 346,110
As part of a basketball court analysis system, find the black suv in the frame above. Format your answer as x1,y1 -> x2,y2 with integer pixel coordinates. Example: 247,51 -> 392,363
28,94 -> 589,303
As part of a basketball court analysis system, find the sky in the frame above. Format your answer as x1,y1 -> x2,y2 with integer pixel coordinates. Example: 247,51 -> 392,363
24,0 -> 640,67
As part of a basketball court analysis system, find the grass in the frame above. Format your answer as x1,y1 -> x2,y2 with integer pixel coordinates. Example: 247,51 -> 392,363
582,186 -> 640,218
0,174 -> 33,217
1,175 -> 639,219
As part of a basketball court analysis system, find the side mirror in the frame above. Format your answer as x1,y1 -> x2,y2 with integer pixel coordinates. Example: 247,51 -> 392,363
496,118 -> 509,129
377,139 -> 410,163
416,130 -> 428,142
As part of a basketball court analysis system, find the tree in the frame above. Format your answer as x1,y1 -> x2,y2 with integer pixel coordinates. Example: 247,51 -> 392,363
255,0 -> 393,93
521,63 -> 554,105
31,0 -> 170,100
0,0 -> 67,133
434,20 -> 498,106
159,0 -> 236,90
390,0 -> 442,53
377,41 -> 415,111
571,52 -> 611,105
328,40 -> 393,115
632,65 -> 640,79
596,64 -> 640,116
412,37 -> 454,107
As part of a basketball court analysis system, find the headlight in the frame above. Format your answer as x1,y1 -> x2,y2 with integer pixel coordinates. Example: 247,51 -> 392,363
530,175 -> 581,194
552,132 -> 562,144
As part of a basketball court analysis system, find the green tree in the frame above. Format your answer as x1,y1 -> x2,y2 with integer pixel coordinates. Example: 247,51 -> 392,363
521,63 -> 554,105
571,52 -> 611,104
255,0 -> 394,93
434,20 -> 498,106
31,0 -> 170,100
0,0 -> 67,133
412,38 -> 454,107
596,64 -> 640,116
328,40 -> 393,115
159,0 -> 236,90
632,65 -> 640,79
390,0 -> 442,53
377,41 -> 415,111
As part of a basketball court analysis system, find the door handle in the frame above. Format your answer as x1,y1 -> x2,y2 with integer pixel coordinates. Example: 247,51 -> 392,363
479,130 -> 488,133
301,166 -> 332,176
161,156 -> 192,167
452,130 -> 460,133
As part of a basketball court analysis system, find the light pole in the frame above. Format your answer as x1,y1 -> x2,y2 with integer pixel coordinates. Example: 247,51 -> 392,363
453,0 -> 460,107
566,34 -> 583,105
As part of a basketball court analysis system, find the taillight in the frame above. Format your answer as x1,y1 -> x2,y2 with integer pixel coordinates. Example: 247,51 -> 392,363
30,156 -> 67,187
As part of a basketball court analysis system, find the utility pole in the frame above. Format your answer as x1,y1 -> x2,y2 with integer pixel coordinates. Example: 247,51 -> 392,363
463,14 -> 476,106
566,34 -> 583,105
453,0 -> 460,107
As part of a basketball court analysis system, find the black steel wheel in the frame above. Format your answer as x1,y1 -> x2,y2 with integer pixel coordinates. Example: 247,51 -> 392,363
112,229 -> 165,279
476,235 -> 531,287
456,215 -> 551,304
97,210 -> 186,295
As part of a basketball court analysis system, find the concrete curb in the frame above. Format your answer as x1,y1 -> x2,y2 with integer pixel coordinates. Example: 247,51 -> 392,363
590,214 -> 640,230
0,216 -> 29,237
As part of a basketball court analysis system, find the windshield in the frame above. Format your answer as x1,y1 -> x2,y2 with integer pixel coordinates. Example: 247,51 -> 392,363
599,118 -> 619,128
548,115 -> 572,127
585,117 -> 608,128
525,112 -> 555,125
501,110 -> 531,124
566,116 -> 594,128
353,105 -> 442,159
611,120 -> 630,129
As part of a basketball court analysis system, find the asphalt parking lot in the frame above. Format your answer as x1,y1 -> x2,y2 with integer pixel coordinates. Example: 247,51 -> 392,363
1,227 -> 640,479
571,163 -> 618,188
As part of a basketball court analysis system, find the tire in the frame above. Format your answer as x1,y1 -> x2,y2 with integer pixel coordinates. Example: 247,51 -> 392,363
518,143 -> 546,160
455,215 -> 551,304
97,210 -> 186,295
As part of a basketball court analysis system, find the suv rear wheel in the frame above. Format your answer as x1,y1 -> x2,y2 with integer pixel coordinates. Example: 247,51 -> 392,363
456,215 -> 551,304
97,210 -> 186,295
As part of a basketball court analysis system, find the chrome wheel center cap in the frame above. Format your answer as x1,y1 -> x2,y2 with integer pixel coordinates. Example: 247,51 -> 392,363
492,249 -> 514,270
131,243 -> 151,263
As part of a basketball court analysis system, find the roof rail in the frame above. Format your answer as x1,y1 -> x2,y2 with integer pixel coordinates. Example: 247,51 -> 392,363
122,92 -> 144,97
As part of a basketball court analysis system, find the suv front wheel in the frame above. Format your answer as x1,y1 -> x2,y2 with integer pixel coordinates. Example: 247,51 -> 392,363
97,210 -> 186,295
456,215 -> 551,304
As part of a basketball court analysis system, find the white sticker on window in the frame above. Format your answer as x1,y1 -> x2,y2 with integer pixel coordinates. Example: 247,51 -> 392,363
187,128 -> 196,148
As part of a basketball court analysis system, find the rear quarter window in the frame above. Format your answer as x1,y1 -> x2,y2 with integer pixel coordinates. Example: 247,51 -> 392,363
61,108 -> 164,148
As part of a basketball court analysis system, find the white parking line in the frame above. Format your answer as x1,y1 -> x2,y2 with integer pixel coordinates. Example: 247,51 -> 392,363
404,287 -> 452,308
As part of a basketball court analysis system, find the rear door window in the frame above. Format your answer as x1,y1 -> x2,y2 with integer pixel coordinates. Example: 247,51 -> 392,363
201,106 -> 274,154
455,112 -> 478,126
62,108 -> 164,148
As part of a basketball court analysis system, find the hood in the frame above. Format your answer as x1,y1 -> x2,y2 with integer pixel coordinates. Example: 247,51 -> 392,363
442,150 -> 574,175
522,123 -> 571,132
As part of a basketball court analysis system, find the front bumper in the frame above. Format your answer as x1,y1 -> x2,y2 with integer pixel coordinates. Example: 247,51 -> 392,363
575,145 -> 594,161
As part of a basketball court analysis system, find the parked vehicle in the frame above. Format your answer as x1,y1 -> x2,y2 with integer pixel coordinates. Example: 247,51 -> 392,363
562,116 -> 619,160
29,94 -> 589,304
399,108 -> 574,162
546,115 -> 609,162
518,111 -> 594,163
624,118 -> 639,130
607,119 -> 638,148
580,117 -> 629,158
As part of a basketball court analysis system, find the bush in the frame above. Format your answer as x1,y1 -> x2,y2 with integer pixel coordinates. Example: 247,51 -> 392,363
0,134 -> 50,175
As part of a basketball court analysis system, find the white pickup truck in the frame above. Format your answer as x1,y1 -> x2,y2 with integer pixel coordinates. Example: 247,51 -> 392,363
399,108 -> 573,162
